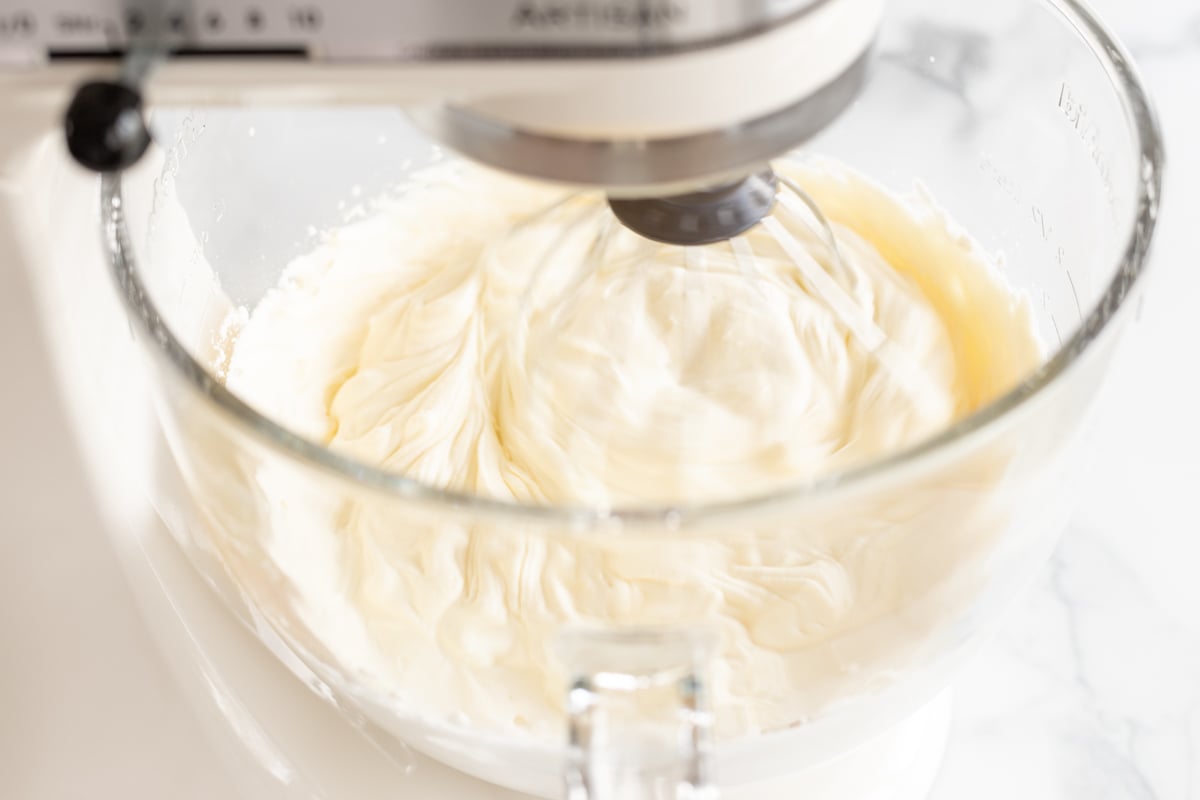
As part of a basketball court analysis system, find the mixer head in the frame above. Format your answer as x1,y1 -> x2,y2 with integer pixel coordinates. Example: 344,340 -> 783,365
24,0 -> 883,230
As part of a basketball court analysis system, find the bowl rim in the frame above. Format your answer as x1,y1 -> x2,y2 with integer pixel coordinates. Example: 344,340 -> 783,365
104,0 -> 1164,530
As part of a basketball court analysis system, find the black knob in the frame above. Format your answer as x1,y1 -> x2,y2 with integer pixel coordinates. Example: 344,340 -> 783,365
64,81 -> 152,173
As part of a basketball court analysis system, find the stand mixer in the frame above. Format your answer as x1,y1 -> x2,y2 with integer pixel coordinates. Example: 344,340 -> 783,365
0,1 -> 1163,799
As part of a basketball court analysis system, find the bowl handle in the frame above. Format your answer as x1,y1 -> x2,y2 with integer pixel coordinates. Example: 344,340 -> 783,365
557,627 -> 718,800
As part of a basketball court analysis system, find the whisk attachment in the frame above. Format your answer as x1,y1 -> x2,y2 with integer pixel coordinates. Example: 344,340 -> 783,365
491,161 -> 957,506
490,164 -> 846,504
608,170 -> 779,246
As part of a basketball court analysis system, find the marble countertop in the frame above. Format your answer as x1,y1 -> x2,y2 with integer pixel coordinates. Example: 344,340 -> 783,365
2,1 -> 1198,797
930,4 -> 1200,796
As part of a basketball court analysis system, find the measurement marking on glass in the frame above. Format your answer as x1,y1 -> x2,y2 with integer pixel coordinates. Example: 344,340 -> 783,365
1031,204 -> 1053,241
983,157 -> 1070,269
1058,80 -> 1116,215
1065,269 -> 1082,321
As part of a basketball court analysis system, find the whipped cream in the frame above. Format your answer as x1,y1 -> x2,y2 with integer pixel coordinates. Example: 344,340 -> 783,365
219,160 -> 1040,740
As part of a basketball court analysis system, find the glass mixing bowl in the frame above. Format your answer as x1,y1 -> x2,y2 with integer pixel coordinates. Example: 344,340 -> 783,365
102,0 -> 1161,796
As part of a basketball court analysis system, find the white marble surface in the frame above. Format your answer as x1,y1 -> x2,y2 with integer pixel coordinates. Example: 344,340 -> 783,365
2,1 -> 1199,798
927,3 -> 1200,796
